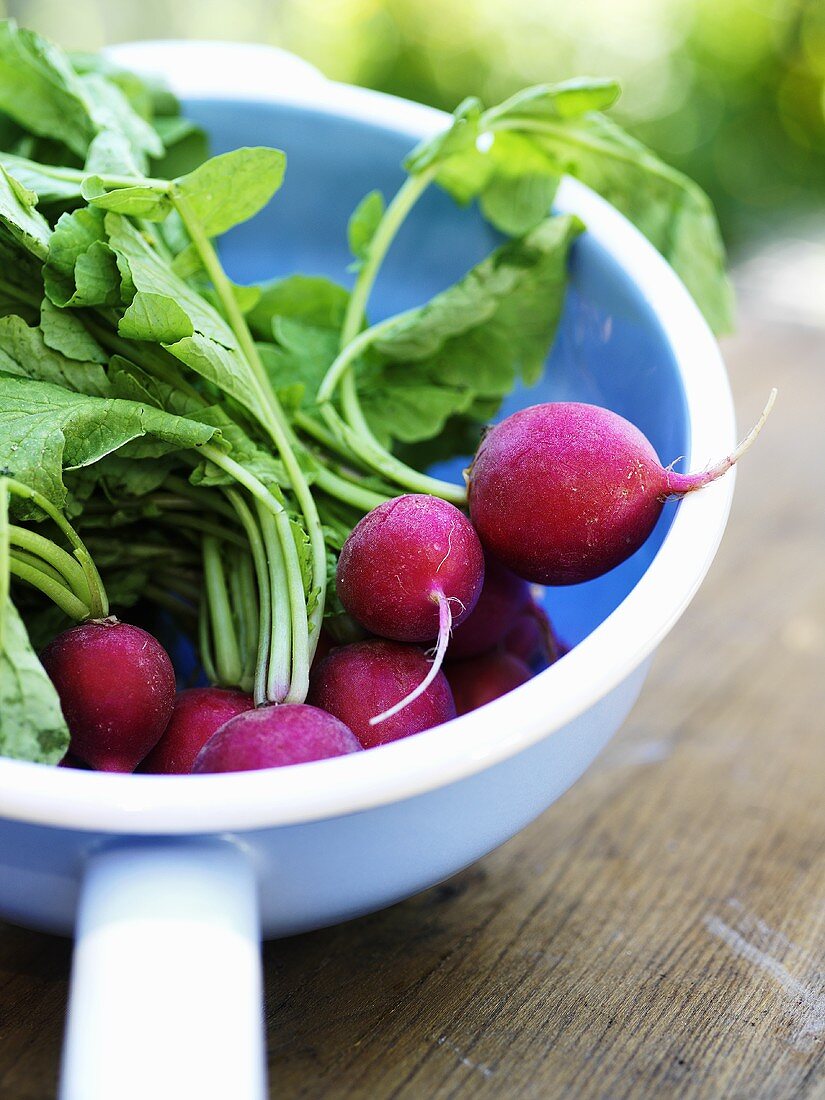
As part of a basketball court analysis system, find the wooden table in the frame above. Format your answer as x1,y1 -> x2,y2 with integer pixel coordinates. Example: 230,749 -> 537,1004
1,302 -> 822,1099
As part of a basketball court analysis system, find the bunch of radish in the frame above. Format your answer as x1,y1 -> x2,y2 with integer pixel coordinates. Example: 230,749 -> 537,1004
40,396 -> 771,775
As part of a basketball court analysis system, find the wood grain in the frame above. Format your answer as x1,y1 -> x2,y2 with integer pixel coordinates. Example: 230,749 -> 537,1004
0,303 -> 823,1100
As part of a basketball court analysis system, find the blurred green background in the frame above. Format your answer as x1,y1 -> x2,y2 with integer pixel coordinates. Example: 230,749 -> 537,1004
2,0 -> 823,253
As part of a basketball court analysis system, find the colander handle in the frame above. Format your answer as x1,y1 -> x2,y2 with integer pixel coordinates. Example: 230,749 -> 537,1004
60,839 -> 266,1100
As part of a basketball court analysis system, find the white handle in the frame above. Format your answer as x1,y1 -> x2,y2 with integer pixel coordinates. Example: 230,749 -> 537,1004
60,840 -> 266,1100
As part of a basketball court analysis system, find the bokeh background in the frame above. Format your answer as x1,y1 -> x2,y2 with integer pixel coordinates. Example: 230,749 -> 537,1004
4,0 -> 824,256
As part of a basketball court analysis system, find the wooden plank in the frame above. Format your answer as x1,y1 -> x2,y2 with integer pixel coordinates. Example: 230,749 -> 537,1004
0,307 -> 822,1099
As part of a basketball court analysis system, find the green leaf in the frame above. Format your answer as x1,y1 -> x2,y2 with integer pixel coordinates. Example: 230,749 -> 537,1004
44,207 -> 120,308
151,115 -> 209,179
360,215 -> 582,445
0,599 -> 69,763
347,190 -> 384,270
0,164 -> 52,260
104,212 -> 237,347
259,318 -> 341,410
189,408 -> 286,495
483,78 -> 621,126
85,130 -> 141,177
479,171 -> 558,237
0,152 -> 82,203
77,71 -> 163,167
0,373 -> 216,509
246,275 -> 349,339
40,297 -> 108,363
405,97 -> 484,175
522,113 -> 733,332
119,291 -> 194,344
0,314 -> 110,395
173,147 -> 286,237
164,332 -> 257,412
0,21 -> 96,158
107,355 -> 204,419
86,179 -> 172,221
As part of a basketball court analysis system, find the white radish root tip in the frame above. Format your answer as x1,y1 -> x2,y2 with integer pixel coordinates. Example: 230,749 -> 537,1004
369,592 -> 452,726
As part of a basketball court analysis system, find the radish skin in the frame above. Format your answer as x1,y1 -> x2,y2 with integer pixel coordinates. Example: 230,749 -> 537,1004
468,394 -> 775,585
193,704 -> 361,772
41,621 -> 176,773
139,687 -> 254,774
336,494 -> 484,723
308,639 -> 456,748
446,652 -> 532,716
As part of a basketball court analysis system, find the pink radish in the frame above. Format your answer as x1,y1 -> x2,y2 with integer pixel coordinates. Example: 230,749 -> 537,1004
504,600 -> 565,668
446,652 -> 532,716
41,621 -> 176,772
468,395 -> 775,585
192,704 -> 361,773
336,494 -> 484,724
139,687 -> 254,774
446,553 -> 530,660
57,753 -> 90,770
308,639 -> 456,749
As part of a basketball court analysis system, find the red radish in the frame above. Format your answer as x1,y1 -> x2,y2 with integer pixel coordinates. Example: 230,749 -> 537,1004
192,704 -> 361,773
57,753 -> 90,770
308,640 -> 456,749
336,494 -> 484,724
446,652 -> 532,716
504,601 -> 565,669
41,621 -> 175,772
468,395 -> 775,585
139,687 -> 254,774
446,553 -> 530,660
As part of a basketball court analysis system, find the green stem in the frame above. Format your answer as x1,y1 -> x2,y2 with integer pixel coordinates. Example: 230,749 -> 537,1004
202,535 -> 243,687
198,593 -> 218,685
0,276 -> 40,309
233,552 -> 258,693
205,456 -> 307,702
318,401 -> 466,504
10,548 -> 66,585
336,168 -> 436,444
8,525 -> 91,604
254,503 -> 292,704
0,157 -> 171,192
173,189 -> 327,664
8,558 -> 90,620
2,479 -> 108,617
313,467 -> 390,512
318,313 -> 408,406
227,490 -> 275,706
341,169 -> 437,346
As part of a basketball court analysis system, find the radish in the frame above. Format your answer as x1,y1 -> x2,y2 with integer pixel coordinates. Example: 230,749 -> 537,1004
336,494 -> 484,723
468,395 -> 776,585
192,704 -> 361,773
139,687 -> 254,775
446,652 -> 532,716
41,621 -> 176,772
446,553 -> 530,661
57,753 -> 90,770
504,600 -> 565,669
308,640 -> 456,749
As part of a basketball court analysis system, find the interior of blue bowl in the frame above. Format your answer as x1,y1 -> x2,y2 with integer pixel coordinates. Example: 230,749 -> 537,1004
184,98 -> 689,654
